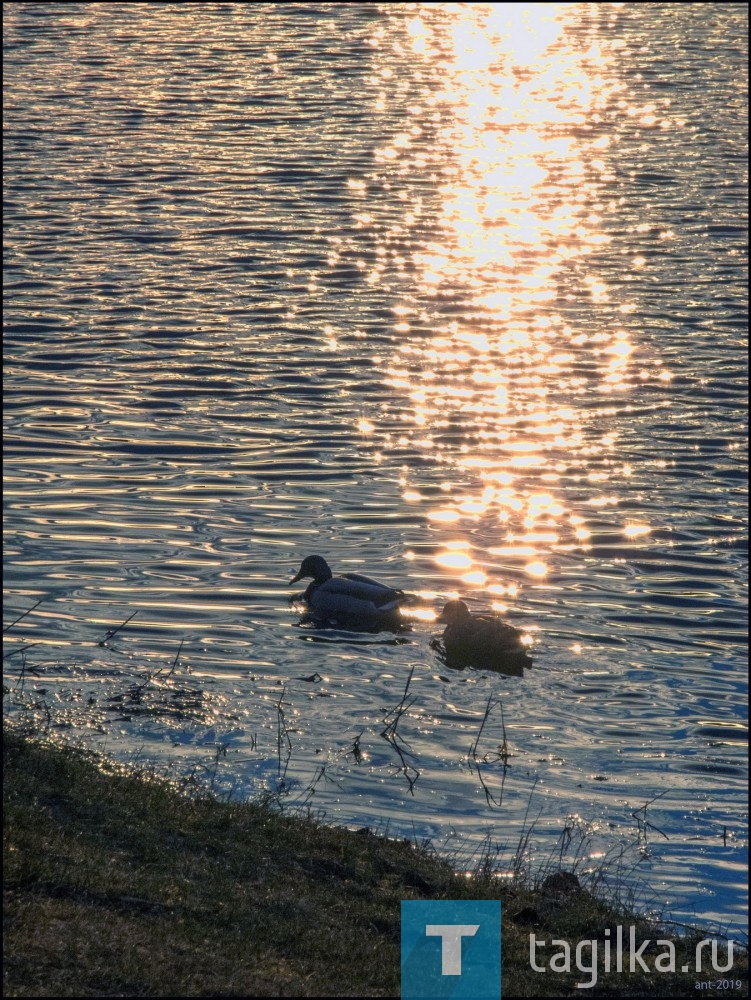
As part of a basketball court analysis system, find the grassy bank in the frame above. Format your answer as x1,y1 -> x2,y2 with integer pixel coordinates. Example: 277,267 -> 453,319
3,726 -> 746,997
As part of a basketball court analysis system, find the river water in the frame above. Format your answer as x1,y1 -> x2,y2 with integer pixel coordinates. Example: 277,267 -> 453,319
4,3 -> 747,935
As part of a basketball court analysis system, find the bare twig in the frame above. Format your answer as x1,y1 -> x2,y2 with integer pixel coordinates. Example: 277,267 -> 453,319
4,644 -> 37,662
99,611 -> 138,646
632,790 -> 670,846
381,666 -> 420,794
512,779 -> 543,878
468,696 -> 510,808
3,600 -> 42,634
166,638 -> 184,678
294,763 -> 341,817
344,730 -> 365,764
275,685 -> 293,788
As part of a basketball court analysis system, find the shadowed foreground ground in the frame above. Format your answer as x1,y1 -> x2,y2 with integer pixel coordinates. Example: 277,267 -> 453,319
3,728 -> 746,997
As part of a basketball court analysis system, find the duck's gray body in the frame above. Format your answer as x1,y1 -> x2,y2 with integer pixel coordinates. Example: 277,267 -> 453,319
435,599 -> 532,674
290,555 -> 410,624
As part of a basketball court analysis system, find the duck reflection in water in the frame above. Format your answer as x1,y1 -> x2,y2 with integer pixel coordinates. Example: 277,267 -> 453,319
432,599 -> 532,676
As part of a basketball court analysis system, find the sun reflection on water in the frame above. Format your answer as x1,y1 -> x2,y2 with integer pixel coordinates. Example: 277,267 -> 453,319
370,4 -> 643,598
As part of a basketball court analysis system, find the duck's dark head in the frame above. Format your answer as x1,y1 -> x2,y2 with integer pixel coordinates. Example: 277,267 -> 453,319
289,555 -> 333,586
437,599 -> 473,624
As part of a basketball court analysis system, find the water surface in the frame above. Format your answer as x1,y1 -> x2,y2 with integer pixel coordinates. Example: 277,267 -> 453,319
4,3 -> 747,934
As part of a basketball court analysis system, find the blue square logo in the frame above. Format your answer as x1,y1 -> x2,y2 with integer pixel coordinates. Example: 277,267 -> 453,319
401,899 -> 501,999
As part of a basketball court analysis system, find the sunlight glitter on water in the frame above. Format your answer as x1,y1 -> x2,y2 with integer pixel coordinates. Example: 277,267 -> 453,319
371,4 -> 638,593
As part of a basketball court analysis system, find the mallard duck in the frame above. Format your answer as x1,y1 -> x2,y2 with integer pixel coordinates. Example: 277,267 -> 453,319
433,599 -> 532,675
289,555 -> 411,625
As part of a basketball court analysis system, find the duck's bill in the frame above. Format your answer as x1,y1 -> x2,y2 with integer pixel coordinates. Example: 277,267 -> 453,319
289,571 -> 304,585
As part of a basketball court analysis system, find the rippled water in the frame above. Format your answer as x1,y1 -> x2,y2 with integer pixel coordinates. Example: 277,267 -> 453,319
4,3 -> 747,934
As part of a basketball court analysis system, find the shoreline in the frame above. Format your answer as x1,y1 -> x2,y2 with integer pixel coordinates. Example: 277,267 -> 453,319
4,724 -> 746,997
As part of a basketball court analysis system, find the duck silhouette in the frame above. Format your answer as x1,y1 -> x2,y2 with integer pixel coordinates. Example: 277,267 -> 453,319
289,555 -> 412,628
433,599 -> 532,675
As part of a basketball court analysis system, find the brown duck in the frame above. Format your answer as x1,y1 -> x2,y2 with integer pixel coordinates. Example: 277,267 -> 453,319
433,599 -> 532,675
